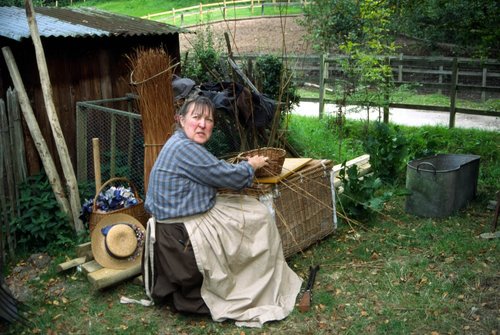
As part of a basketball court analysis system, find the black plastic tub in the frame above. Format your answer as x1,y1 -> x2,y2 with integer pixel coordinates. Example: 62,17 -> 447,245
405,154 -> 480,218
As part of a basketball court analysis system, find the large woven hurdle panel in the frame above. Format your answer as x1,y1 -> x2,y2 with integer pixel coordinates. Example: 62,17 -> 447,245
222,159 -> 335,258
270,159 -> 335,258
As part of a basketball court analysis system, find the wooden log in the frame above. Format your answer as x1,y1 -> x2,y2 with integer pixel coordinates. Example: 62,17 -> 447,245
132,276 -> 143,286
76,242 -> 94,261
56,256 -> 87,273
81,260 -> 103,275
228,57 -> 259,94
87,264 -> 141,290
332,155 -> 372,190
75,242 -> 91,258
25,1 -> 83,232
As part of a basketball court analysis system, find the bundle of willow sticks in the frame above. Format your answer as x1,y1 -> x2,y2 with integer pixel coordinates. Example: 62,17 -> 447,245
128,47 -> 176,192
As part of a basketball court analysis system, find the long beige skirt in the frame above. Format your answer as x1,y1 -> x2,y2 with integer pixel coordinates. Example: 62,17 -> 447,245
184,194 -> 303,328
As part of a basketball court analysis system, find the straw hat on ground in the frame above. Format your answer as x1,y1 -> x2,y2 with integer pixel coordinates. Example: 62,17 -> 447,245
91,213 -> 145,270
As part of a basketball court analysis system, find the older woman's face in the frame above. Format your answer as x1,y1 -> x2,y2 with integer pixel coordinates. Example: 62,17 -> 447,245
180,104 -> 214,145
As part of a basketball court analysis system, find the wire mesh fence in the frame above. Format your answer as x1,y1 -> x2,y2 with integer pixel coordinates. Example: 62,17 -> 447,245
76,95 -> 146,199
75,94 -> 246,201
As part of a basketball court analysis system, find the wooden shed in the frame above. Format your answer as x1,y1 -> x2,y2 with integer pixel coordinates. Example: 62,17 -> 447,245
0,6 -> 182,176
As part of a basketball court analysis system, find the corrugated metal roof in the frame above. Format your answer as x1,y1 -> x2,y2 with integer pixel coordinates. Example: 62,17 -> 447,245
0,6 -> 182,41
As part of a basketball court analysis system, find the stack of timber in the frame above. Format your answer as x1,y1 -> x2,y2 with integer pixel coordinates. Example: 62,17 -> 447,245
57,242 -> 141,290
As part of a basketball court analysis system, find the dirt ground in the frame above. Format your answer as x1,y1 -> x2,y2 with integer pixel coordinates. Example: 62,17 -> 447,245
179,16 -> 449,57
180,16 -> 314,55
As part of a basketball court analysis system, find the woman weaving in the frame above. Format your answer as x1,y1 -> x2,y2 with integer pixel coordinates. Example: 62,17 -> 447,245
143,96 -> 302,327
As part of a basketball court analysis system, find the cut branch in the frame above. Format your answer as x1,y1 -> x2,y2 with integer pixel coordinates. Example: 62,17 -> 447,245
24,0 -> 83,232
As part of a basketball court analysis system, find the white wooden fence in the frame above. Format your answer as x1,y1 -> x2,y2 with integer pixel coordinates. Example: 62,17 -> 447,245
141,0 -> 308,26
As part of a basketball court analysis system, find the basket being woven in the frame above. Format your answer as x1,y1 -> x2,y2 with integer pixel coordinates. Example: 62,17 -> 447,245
89,177 -> 150,233
238,147 -> 286,177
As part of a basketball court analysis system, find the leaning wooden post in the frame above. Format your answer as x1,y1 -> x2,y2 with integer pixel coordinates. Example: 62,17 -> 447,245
1,47 -> 72,224
448,57 -> 458,129
24,0 -> 83,232
92,138 -> 101,192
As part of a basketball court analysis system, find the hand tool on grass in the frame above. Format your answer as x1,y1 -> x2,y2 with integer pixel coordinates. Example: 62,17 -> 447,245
298,265 -> 320,312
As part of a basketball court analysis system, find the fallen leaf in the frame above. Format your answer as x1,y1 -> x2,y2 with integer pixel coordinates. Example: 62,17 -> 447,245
52,314 -> 63,321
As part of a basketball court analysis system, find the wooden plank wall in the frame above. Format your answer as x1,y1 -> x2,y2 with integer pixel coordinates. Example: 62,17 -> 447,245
0,34 -> 180,178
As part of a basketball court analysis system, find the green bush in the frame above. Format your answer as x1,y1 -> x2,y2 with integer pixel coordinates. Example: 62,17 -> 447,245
337,163 -> 393,222
11,172 -> 75,253
363,122 -> 408,184
254,54 -> 300,110
181,26 -> 223,83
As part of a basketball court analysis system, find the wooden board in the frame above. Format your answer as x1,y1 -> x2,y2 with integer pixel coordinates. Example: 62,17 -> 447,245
81,260 -> 103,274
56,256 -> 87,273
256,158 -> 312,184
87,264 -> 141,290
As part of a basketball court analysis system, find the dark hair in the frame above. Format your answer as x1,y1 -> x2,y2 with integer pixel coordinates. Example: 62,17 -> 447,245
177,95 -> 214,117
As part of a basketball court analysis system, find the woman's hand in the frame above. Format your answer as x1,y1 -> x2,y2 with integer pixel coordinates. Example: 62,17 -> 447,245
247,155 -> 269,172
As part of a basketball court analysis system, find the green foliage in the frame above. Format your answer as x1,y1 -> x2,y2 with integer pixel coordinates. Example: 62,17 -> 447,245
301,0 -> 363,53
363,122 -> 408,184
254,54 -> 300,110
286,115 -> 365,162
393,0 -> 499,58
338,163 -> 392,221
11,172 -> 75,253
288,115 -> 499,193
181,25 -> 224,83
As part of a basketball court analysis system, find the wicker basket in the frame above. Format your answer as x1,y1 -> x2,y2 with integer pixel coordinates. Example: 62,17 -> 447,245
238,147 -> 286,177
89,177 -> 150,233
218,159 -> 334,258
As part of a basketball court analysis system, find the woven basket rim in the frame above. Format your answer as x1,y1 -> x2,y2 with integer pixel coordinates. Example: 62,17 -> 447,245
238,147 -> 286,157
237,147 -> 286,177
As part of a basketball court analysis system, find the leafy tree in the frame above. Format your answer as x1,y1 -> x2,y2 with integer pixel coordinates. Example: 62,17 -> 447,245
389,0 -> 499,57
301,0 -> 363,53
254,54 -> 300,110
302,0 -> 396,122
181,25 -> 224,83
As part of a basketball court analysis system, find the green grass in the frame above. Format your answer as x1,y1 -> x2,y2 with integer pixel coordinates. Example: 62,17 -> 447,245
71,0 -> 220,17
72,0 -> 304,25
287,117 -> 500,192
5,118 -> 499,335
5,195 -> 499,334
